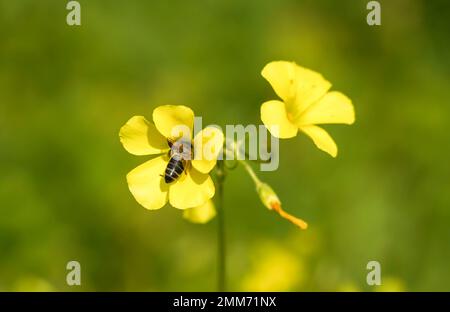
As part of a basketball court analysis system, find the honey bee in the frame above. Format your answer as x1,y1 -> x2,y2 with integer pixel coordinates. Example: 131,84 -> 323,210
164,138 -> 192,184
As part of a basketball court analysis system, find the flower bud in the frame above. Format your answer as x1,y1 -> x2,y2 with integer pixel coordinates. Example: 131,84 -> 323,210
257,183 -> 308,230
256,183 -> 280,210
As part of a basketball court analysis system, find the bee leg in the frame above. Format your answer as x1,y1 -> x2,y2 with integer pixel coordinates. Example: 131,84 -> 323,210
183,160 -> 190,175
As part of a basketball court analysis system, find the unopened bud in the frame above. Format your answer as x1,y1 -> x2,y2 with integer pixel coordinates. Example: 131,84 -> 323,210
257,183 -> 280,210
256,183 -> 308,230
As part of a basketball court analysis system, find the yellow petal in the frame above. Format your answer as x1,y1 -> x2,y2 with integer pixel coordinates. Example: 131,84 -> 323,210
152,105 -> 194,140
169,167 -> 215,209
192,127 -> 224,174
183,199 -> 216,224
260,100 -> 298,138
126,156 -> 169,210
261,61 -> 298,102
261,61 -> 331,116
300,125 -> 338,157
297,91 -> 355,126
119,116 -> 169,155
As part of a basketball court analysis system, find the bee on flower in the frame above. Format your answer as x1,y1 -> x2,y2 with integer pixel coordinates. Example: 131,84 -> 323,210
119,105 -> 223,222
118,61 -> 355,291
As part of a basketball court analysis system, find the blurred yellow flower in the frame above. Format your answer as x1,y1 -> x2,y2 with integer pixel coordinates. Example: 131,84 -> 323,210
13,277 -> 55,292
375,276 -> 406,292
261,61 -> 355,157
119,105 -> 224,210
241,242 -> 305,291
183,199 -> 216,224
338,281 -> 361,292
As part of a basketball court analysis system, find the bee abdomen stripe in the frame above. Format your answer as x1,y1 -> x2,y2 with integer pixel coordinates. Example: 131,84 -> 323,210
167,160 -> 183,171
170,164 -> 184,175
164,158 -> 185,183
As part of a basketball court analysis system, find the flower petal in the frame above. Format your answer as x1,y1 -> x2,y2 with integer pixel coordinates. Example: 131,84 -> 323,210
169,167 -> 215,209
297,91 -> 355,126
183,199 -> 216,224
119,116 -> 169,155
291,65 -> 331,115
192,126 -> 224,174
126,156 -> 169,210
261,61 -> 298,102
261,61 -> 331,116
260,100 -> 298,138
152,105 -> 194,140
300,125 -> 338,157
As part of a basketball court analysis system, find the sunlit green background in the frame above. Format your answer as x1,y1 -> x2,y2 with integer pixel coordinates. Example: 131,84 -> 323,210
1,0 -> 449,291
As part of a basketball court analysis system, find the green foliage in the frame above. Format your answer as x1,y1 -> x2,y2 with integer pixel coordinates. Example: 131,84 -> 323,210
0,0 -> 449,291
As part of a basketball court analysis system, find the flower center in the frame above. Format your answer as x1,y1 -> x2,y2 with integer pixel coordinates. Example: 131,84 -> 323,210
287,112 -> 295,122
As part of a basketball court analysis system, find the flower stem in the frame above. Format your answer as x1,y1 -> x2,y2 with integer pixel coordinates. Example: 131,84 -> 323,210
216,160 -> 226,292
239,159 -> 261,187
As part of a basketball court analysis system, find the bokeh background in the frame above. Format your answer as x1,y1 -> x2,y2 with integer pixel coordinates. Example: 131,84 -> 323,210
1,0 -> 449,291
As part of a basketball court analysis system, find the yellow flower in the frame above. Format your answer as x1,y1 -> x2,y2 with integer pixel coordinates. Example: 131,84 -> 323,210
183,199 -> 216,224
260,61 -> 355,157
119,105 -> 224,210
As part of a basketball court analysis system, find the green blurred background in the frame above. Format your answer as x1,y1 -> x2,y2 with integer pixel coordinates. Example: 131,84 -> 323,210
1,0 -> 449,291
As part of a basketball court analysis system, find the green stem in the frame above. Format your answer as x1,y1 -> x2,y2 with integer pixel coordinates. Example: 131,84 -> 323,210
238,159 -> 262,187
216,160 -> 226,292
